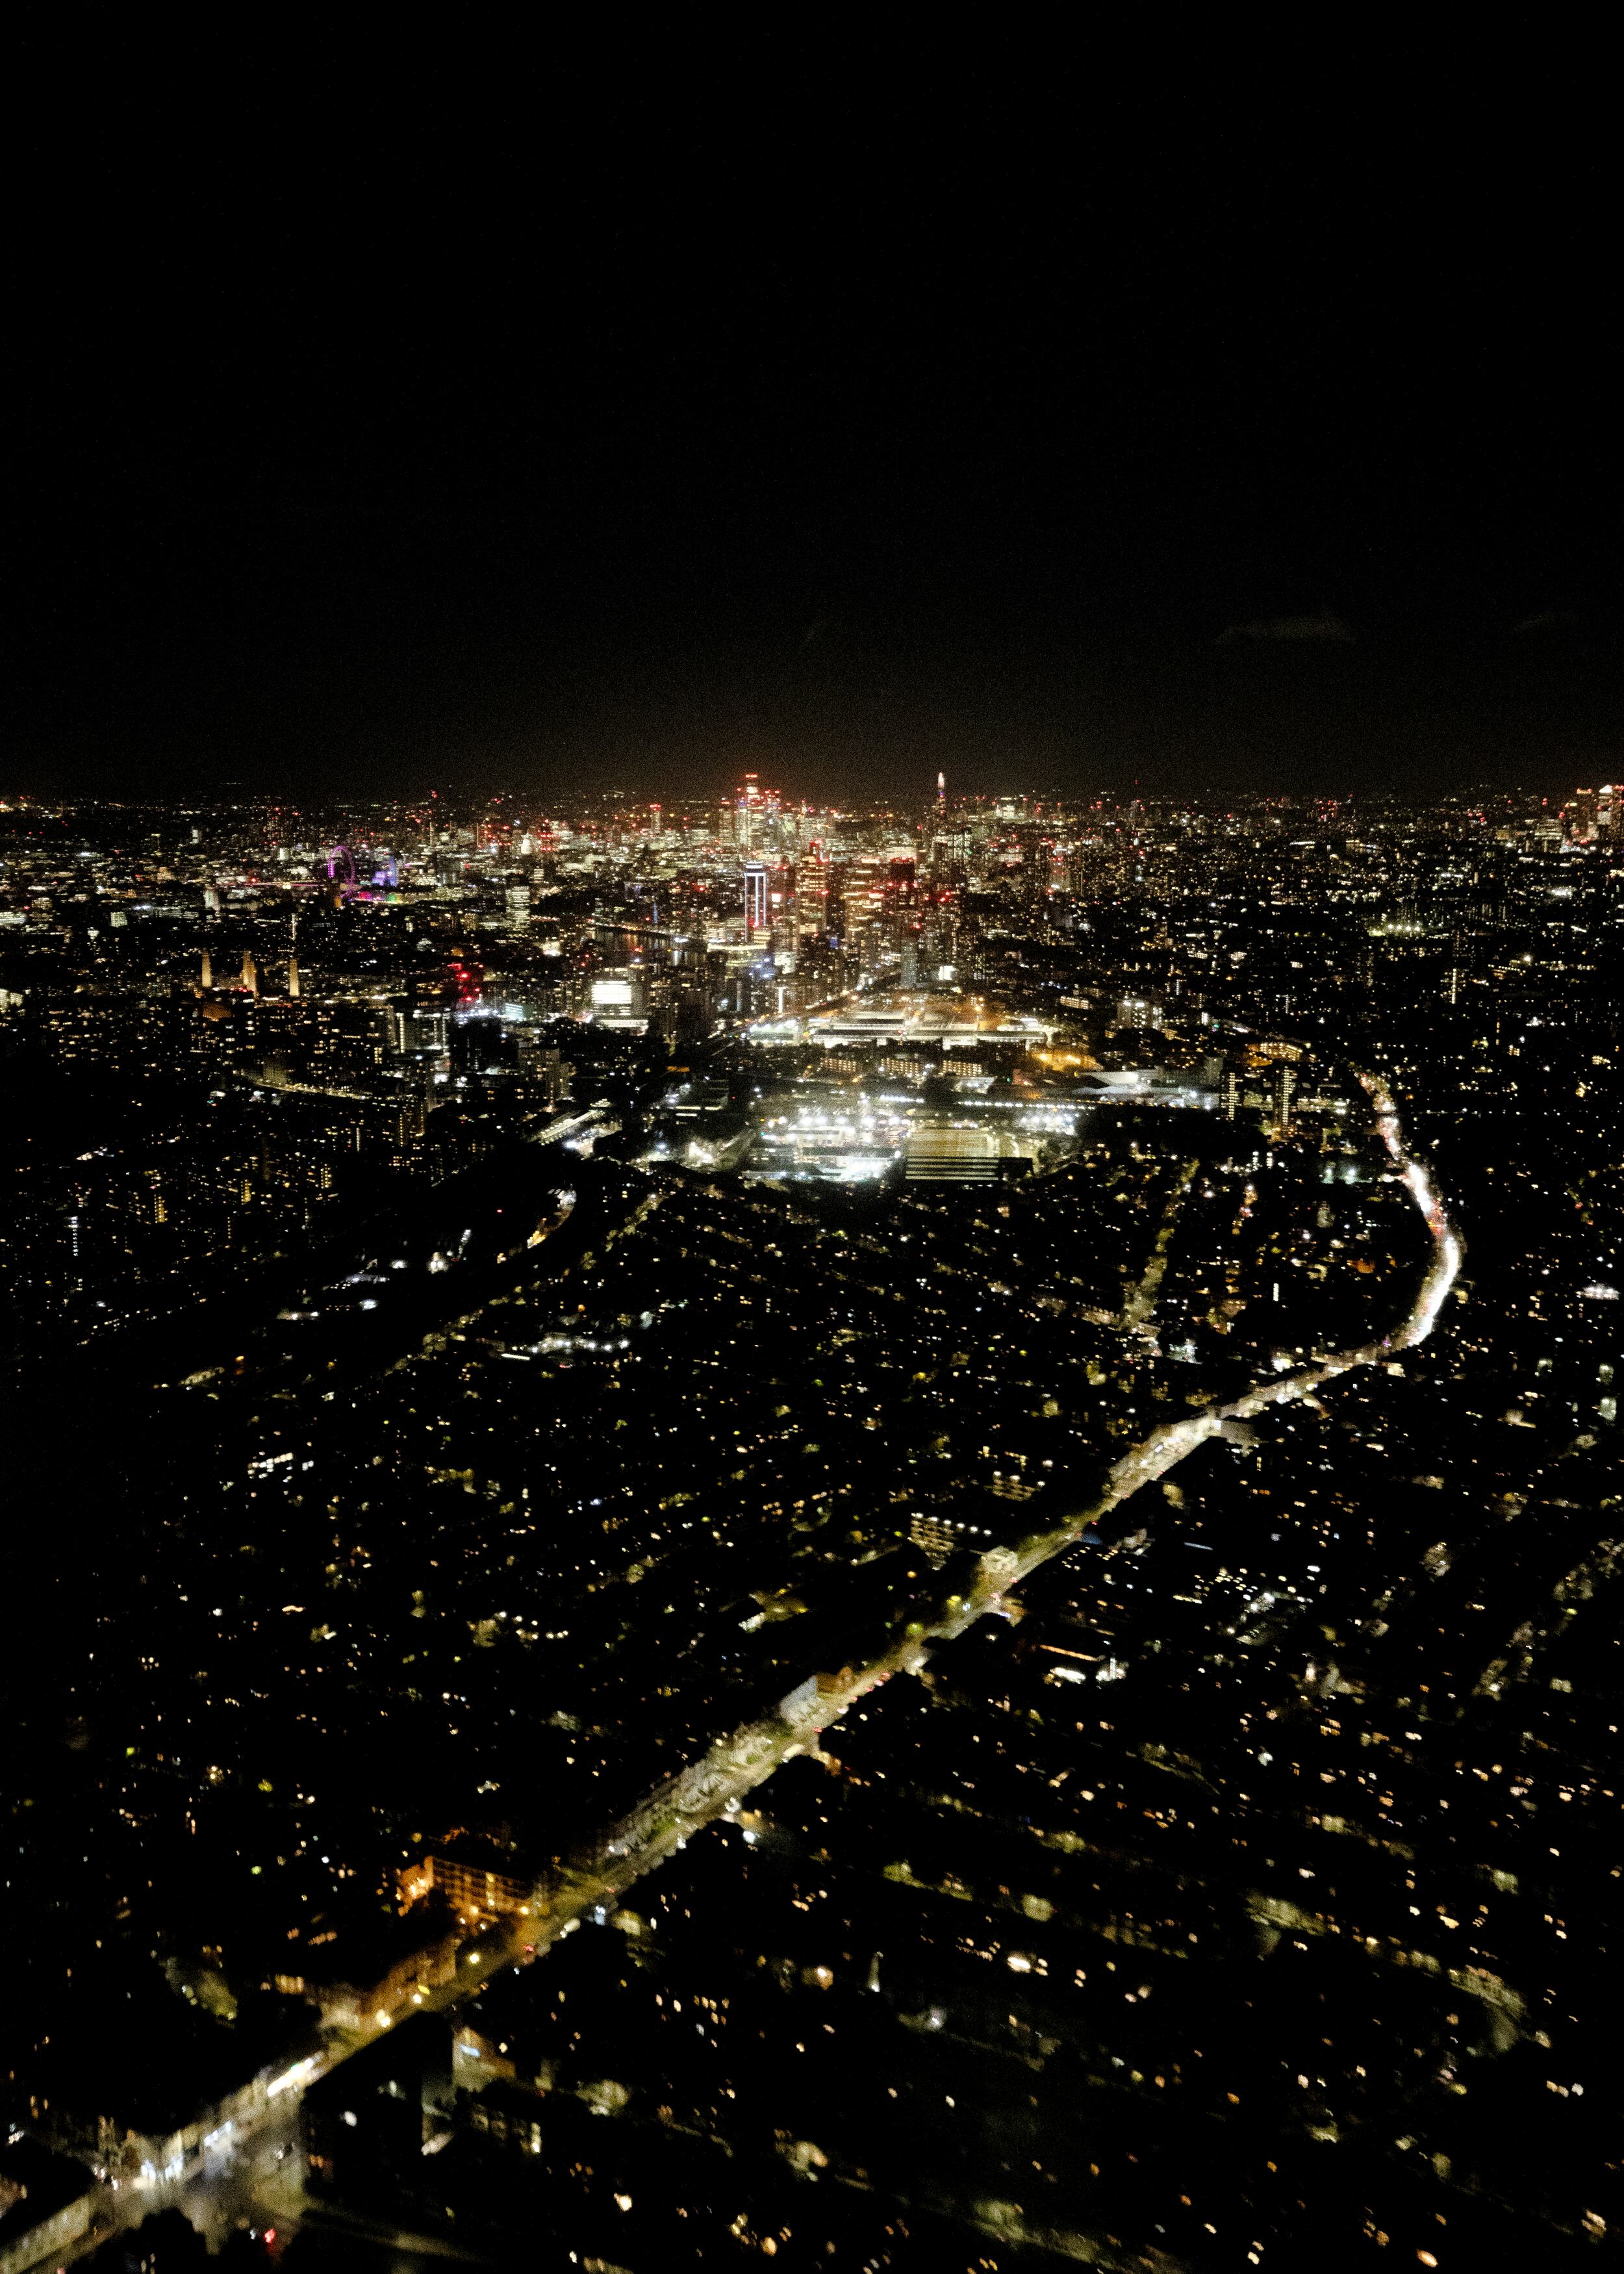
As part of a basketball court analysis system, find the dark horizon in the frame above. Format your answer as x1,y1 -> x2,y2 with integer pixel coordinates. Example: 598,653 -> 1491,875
10,78 -> 1620,808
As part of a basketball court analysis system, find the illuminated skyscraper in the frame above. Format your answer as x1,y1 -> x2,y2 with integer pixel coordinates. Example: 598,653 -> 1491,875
797,843 -> 827,941
744,861 -> 768,939
737,773 -> 760,852
1567,784 -> 1615,841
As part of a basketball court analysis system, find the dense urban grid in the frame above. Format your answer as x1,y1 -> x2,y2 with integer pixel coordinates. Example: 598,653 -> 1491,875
0,776 -> 1618,2270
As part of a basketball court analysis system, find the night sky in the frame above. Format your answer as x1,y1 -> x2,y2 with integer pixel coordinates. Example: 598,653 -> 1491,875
10,66 -> 1621,802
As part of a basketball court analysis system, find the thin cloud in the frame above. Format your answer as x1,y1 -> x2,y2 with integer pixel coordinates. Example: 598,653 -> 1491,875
1217,609 -> 1356,646
1510,608 -> 1586,633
